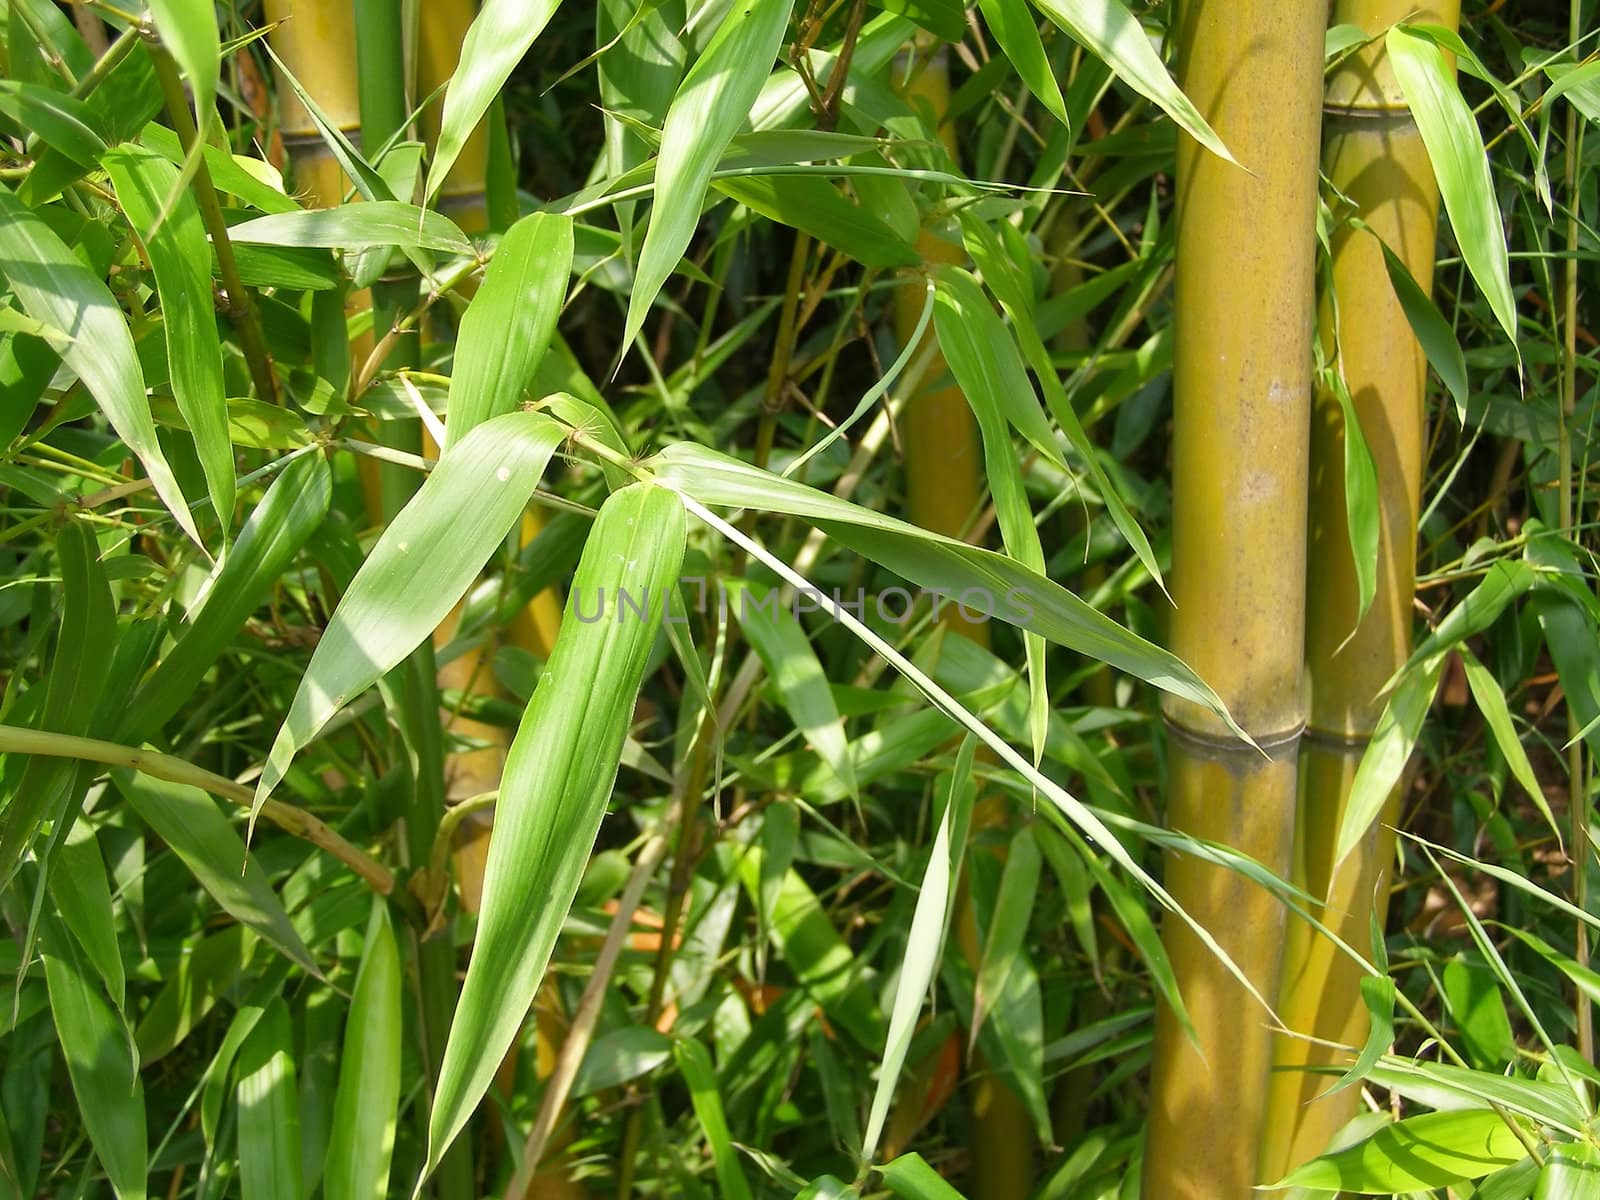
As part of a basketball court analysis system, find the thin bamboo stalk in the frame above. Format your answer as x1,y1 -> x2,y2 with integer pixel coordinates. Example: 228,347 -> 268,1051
895,45 -> 1034,1200
1143,4 -> 1326,1197
1259,2 -> 1458,1176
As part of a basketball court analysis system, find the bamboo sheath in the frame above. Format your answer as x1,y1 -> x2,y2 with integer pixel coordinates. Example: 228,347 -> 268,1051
1261,0 -> 1457,1177
894,47 -> 1035,1199
1143,4 -> 1326,1197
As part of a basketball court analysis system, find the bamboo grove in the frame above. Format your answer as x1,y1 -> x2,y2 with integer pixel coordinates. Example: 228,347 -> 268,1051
0,0 -> 1595,1198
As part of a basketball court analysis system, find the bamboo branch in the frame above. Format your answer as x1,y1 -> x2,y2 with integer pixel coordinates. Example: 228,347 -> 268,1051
0,724 -> 396,896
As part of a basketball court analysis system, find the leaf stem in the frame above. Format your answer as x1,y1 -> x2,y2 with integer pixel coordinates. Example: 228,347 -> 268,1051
148,39 -> 280,405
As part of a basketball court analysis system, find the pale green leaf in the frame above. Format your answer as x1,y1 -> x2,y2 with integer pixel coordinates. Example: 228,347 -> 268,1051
323,901 -> 401,1200
1270,1109 -> 1531,1192
424,484 -> 687,1176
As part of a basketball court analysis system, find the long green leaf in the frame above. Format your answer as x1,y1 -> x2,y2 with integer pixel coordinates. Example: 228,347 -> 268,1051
147,0 -> 219,139
322,901 -> 401,1200
124,452 -> 331,742
1025,0 -> 1231,163
424,0 -> 564,201
424,483 -> 687,1175
41,921 -> 146,1200
228,203 -> 472,255
727,579 -> 856,799
104,144 -> 233,529
236,999 -> 303,1200
112,770 -> 315,974
254,412 -> 565,814
0,182 -> 199,545
444,212 -> 574,444
622,0 -> 797,352
0,80 -> 106,165
1336,654 -> 1444,865
1387,26 -> 1518,348
1269,1109 -> 1530,1192
862,739 -> 973,1164
47,817 -> 124,1011
651,442 -> 1243,737
675,1038 -> 755,1200
976,0 -> 1068,126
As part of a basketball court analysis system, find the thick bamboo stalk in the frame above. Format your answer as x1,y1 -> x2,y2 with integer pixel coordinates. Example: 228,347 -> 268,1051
1143,4 -> 1326,1197
1260,0 -> 1457,1177
895,46 -> 1033,1200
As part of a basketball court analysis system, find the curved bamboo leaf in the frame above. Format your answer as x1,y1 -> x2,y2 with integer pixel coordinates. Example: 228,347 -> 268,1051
622,0 -> 797,353
105,144 -> 233,529
124,452 -> 330,743
651,442 -> 1243,737
424,483 -> 686,1175
0,80 -> 106,165
254,411 -> 565,815
1388,26 -> 1518,349
1270,1109 -> 1530,1192
975,0 -> 1068,127
425,0 -> 564,202
112,770 -> 315,974
0,182 -> 199,546
1025,0 -> 1232,163
675,1038 -> 755,1200
147,0 -> 219,138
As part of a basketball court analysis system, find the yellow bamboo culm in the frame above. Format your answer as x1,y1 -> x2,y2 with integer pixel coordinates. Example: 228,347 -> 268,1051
1260,0 -> 1459,1178
262,1 -> 361,209
1143,4 -> 1327,1197
893,45 -> 1034,1200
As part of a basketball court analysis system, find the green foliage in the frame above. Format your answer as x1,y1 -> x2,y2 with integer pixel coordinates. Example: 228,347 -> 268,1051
0,2 -> 1594,1199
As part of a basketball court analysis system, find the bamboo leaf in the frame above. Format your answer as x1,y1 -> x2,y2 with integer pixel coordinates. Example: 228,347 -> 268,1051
1336,654 -> 1444,865
254,412 -> 565,814
975,0 -> 1068,126
425,0 -> 564,202
111,770 -> 316,974
104,144 -> 233,529
0,519 -> 114,885
228,203 -> 472,255
1458,648 -> 1561,844
727,579 -> 856,799
1537,1144 -> 1600,1200
124,452 -> 330,743
1269,1109 -> 1530,1192
1329,369 -> 1380,628
957,219 -> 1165,591
146,0 -> 220,139
236,999 -> 303,1200
322,901 -> 401,1200
0,80 -> 106,165
878,1152 -> 968,1199
1325,975 -> 1396,1097
651,442 -> 1242,737
933,267 -> 1051,759
1375,235 -> 1468,423
675,1038 -> 756,1200
0,182 -> 199,546
135,925 -> 255,1063
622,0 -> 797,353
445,212 -> 574,445
46,818 -> 124,1011
713,175 -> 921,268
862,740 -> 973,1164
41,920 -> 147,1200
424,483 -> 687,1176
1024,0 -> 1232,163
970,826 -> 1041,1047
1387,26 -> 1518,349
